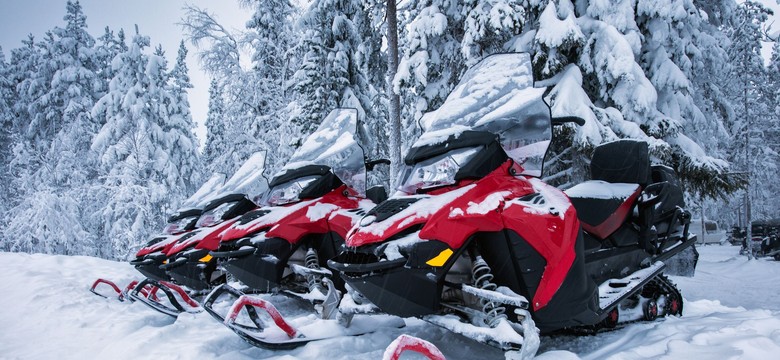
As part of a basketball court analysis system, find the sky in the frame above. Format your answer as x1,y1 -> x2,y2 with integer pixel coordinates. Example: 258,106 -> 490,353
0,0 -> 252,147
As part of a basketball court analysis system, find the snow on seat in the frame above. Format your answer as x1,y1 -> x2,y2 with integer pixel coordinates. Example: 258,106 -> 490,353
564,180 -> 641,239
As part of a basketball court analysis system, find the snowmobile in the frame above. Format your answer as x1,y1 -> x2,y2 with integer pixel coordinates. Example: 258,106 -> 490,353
328,53 -> 698,359
201,108 -> 400,349
90,172 -> 228,302
127,152 -> 269,316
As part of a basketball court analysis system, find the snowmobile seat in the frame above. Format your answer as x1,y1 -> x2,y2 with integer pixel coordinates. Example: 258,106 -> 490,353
565,181 -> 642,239
564,139 -> 650,239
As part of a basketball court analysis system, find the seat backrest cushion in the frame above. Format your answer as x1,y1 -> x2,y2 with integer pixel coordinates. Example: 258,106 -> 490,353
591,140 -> 651,186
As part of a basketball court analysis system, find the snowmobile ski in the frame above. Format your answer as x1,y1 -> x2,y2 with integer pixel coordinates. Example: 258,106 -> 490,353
382,334 -> 446,360
127,278 -> 202,317
89,278 -> 159,302
219,292 -> 404,350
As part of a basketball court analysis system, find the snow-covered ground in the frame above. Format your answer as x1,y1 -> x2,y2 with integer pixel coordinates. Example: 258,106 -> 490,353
1,245 -> 779,359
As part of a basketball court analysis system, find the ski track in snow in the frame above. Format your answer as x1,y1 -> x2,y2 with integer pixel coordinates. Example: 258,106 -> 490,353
1,246 -> 779,359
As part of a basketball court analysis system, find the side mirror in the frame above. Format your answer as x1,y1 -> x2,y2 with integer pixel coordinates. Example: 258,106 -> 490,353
551,116 -> 586,126
365,158 -> 391,171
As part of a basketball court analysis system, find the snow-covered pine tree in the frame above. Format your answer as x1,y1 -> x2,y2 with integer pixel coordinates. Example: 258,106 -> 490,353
182,5 -> 283,175
91,29 -> 199,259
0,48 -> 13,215
94,27 -> 127,98
291,0 -> 381,144
242,0 -> 298,172
2,1 -> 100,256
202,78 -> 229,174
723,1 -> 777,224
164,40 -> 202,194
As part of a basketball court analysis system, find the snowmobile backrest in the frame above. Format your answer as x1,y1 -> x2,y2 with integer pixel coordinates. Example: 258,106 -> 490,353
649,165 -> 685,215
366,185 -> 388,204
590,140 -> 651,187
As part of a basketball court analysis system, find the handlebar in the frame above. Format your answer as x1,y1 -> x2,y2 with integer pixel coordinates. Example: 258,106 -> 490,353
551,116 -> 586,126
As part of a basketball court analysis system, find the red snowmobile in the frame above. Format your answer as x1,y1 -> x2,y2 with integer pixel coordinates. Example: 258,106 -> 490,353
90,172 -> 228,303
328,53 -> 698,358
201,109 -> 400,348
126,151 -> 269,316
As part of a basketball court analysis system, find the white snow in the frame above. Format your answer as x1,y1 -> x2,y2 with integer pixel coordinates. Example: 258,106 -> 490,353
305,203 -> 340,222
564,180 -> 640,200
2,246 -> 780,359
381,232 -> 425,261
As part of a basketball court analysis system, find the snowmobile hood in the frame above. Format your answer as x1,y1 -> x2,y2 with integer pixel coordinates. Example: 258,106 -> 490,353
349,162 -> 543,249
221,185 -> 365,244
135,233 -> 184,258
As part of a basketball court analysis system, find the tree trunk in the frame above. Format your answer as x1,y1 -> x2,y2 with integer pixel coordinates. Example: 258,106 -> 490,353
386,0 -> 402,182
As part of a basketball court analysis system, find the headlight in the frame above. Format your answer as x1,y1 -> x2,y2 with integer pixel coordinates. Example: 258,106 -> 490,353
397,146 -> 482,193
263,175 -> 320,206
163,216 -> 198,235
195,202 -> 236,228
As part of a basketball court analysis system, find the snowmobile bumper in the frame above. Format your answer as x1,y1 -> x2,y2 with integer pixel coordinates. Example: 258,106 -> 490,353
130,253 -> 170,282
211,237 -> 292,291
328,254 -> 442,318
161,249 -> 221,291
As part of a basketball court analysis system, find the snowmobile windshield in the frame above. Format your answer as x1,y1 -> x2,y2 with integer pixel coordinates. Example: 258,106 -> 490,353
271,108 -> 366,196
263,175 -> 323,206
176,172 -> 227,213
411,53 -> 552,177
212,151 -> 270,203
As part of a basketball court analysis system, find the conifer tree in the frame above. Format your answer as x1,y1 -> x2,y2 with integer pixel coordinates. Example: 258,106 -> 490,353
91,29 -> 200,258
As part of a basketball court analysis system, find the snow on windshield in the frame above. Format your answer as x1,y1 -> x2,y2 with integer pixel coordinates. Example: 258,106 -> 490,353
415,53 -> 552,177
213,151 -> 269,201
179,172 -> 226,210
277,108 -> 366,195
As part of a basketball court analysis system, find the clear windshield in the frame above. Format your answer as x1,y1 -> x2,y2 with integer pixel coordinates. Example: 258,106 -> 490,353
213,151 -> 270,202
274,109 -> 366,195
179,172 -> 227,210
414,53 -> 551,177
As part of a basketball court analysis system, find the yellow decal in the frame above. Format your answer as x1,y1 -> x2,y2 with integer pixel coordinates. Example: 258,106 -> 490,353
162,259 -> 168,264
199,254 -> 213,263
425,249 -> 453,267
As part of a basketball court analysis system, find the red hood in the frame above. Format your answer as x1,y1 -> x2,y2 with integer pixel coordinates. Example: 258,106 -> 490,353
348,162 -> 535,249
166,218 -> 240,255
135,232 -> 189,257
219,185 -> 367,245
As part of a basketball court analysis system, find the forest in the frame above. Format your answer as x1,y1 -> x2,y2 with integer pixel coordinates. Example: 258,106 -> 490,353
0,0 -> 778,260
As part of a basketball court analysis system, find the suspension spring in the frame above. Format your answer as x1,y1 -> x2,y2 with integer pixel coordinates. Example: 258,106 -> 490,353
471,255 -> 507,328
304,247 -> 322,292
